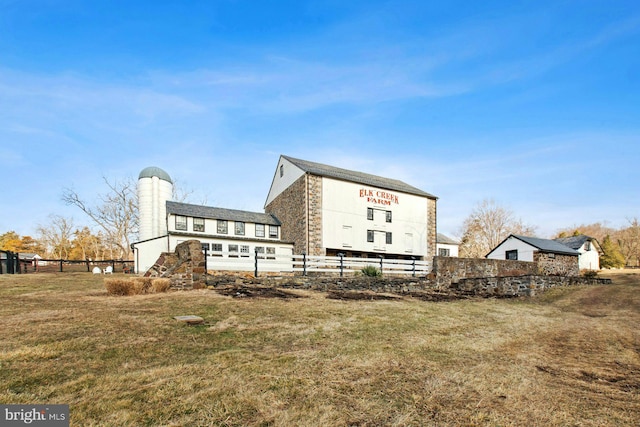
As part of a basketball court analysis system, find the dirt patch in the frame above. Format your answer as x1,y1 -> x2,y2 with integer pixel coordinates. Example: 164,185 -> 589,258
214,285 -> 304,299
536,362 -> 640,393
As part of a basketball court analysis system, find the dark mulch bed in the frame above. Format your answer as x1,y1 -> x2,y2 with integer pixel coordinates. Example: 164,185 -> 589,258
214,284 -> 304,299
326,290 -> 403,301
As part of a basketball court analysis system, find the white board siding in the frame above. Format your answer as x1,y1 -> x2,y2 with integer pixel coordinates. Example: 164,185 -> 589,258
578,244 -> 600,270
320,177 -> 428,257
264,157 -> 305,207
486,237 -> 537,262
436,243 -> 459,257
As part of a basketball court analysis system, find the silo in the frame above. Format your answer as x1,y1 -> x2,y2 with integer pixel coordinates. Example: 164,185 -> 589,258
138,167 -> 173,241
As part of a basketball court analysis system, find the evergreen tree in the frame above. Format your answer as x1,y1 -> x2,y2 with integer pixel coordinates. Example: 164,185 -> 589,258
600,235 -> 625,269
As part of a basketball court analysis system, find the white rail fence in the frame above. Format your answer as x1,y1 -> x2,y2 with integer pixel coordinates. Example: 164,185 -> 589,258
205,251 -> 431,277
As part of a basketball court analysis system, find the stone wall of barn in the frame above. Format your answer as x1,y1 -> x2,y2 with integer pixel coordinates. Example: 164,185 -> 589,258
265,174 -> 309,255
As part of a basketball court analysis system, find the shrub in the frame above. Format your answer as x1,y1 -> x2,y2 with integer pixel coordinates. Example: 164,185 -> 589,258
104,278 -> 143,296
151,278 -> 171,293
581,270 -> 599,279
105,277 -> 171,296
361,265 -> 382,277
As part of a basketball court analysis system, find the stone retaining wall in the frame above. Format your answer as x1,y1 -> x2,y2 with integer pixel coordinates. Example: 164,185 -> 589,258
453,275 -> 612,297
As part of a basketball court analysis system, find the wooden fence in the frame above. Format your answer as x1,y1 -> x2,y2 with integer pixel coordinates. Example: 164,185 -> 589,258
206,251 -> 431,277
0,251 -> 134,274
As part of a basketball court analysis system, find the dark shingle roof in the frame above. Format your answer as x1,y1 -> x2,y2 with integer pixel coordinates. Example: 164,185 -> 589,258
283,155 -> 437,199
511,235 -> 579,256
553,235 -> 592,250
437,233 -> 460,245
166,201 -> 281,225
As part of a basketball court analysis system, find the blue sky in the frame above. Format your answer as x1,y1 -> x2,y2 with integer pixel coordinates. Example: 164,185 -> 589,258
1,0 -> 639,239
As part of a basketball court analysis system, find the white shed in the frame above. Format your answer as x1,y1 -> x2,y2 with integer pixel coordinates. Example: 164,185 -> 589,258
553,235 -> 601,271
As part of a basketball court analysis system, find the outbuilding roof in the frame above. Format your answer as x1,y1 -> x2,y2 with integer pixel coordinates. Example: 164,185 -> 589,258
553,235 -> 595,250
489,234 -> 580,257
437,233 -> 460,245
282,155 -> 437,199
515,235 -> 579,255
166,201 -> 281,226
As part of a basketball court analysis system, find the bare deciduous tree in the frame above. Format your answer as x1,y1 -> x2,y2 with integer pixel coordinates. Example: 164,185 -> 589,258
617,218 -> 640,267
62,177 -> 138,260
458,199 -> 536,258
37,215 -> 75,259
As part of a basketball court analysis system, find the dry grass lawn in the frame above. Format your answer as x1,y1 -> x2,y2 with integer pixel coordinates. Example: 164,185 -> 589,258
1,270 -> 639,426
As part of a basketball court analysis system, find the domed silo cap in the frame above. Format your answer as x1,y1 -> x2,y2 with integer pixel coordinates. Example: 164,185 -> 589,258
138,166 -> 173,184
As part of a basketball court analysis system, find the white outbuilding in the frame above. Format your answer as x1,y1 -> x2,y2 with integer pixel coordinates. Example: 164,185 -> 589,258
553,235 -> 601,271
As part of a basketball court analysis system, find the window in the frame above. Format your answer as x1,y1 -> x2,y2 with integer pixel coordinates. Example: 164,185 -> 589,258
386,211 -> 392,223
267,247 -> 276,259
217,220 -> 228,234
255,246 -> 265,259
175,215 -> 187,231
367,230 -> 374,243
439,248 -> 450,257
269,225 -> 278,238
201,243 -> 210,251
229,244 -> 239,257
585,241 -> 591,251
193,217 -> 205,232
235,222 -> 245,236
256,224 -> 265,237
386,232 -> 392,245
506,250 -> 518,260
212,243 -> 222,252
367,208 -> 374,220
240,245 -> 250,257
280,164 -> 284,177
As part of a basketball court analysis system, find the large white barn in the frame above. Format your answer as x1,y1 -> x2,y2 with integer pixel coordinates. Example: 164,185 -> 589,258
265,155 -> 438,260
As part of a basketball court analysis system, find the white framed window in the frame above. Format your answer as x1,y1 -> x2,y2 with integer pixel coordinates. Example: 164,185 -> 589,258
256,224 -> 265,237
240,245 -> 250,257
229,244 -> 239,257
385,211 -> 392,223
367,230 -> 374,243
267,247 -> 276,259
269,225 -> 278,238
439,248 -> 450,257
217,220 -> 228,234
386,232 -> 392,245
506,250 -> 518,260
175,215 -> 187,231
193,217 -> 205,232
235,222 -> 245,236
367,208 -> 374,220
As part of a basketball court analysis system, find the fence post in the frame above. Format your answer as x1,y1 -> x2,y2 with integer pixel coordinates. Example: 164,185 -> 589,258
254,248 -> 259,278
59,259 -> 63,273
302,252 -> 307,276
203,246 -> 208,280
412,257 -> 416,277
338,253 -> 344,277
379,256 -> 383,276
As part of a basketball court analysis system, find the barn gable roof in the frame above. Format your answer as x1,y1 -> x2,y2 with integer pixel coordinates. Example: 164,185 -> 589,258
282,155 -> 437,199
